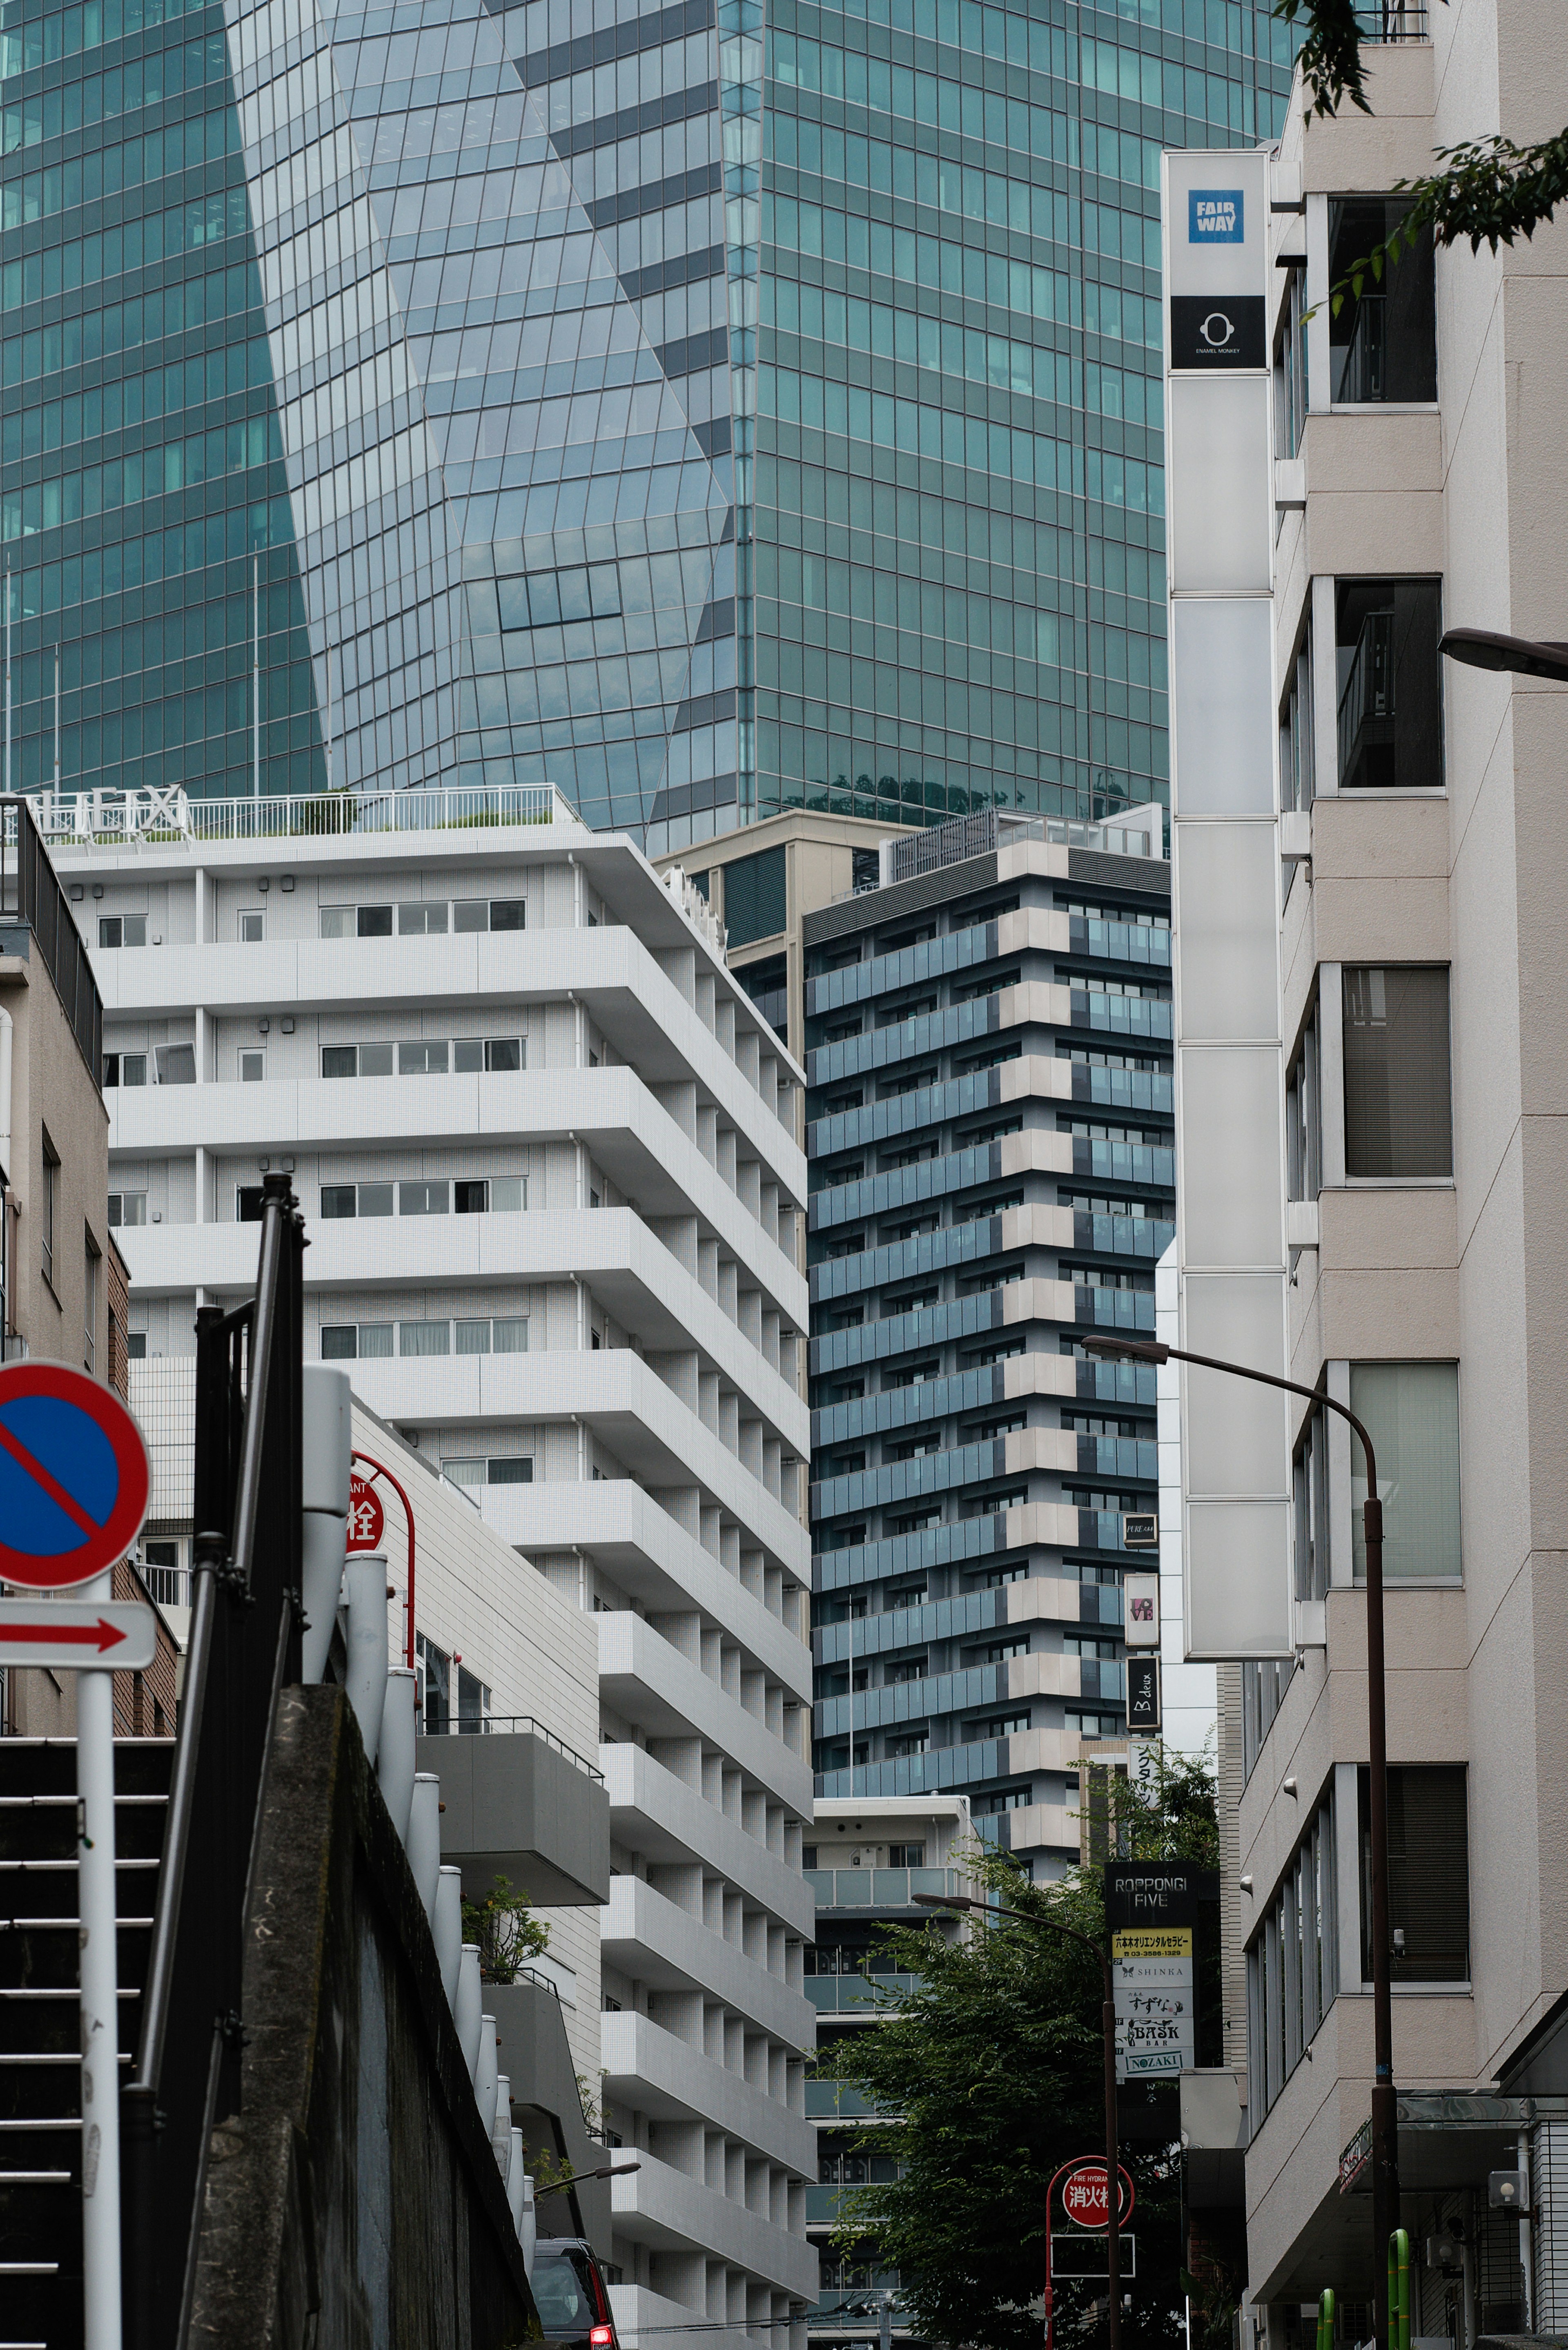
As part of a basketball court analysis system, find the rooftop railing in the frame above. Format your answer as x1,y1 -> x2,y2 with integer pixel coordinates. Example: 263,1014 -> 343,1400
24,781 -> 584,852
1355,0 -> 1428,35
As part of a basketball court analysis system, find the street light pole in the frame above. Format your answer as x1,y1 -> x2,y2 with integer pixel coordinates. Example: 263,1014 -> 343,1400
913,1893 -> 1122,2350
1083,1333 -> 1400,2345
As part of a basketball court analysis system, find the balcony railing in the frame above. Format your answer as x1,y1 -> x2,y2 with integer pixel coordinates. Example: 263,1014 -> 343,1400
804,1864 -> 966,1908
804,1970 -> 924,2011
416,1713 -> 604,1783
25,781 -> 583,851
1354,0 -> 1427,35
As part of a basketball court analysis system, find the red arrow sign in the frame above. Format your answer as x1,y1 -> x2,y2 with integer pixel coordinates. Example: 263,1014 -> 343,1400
3,1616 -> 128,1653
0,1601 -> 157,1671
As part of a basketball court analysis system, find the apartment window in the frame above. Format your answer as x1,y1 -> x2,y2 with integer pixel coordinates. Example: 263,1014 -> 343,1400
155,1043 -> 196,1086
399,1041 -> 448,1076
1279,623 -> 1315,816
322,1322 -> 390,1359
971,1785 -> 1032,1815
1274,264 -> 1309,457
454,898 -> 525,932
416,1631 -> 451,1732
102,1052 -> 147,1088
238,909 -> 265,943
1286,999 -> 1322,1201
237,1187 -> 265,1222
1349,1361 -> 1461,1581
1329,199 -> 1437,404
1247,1787 -> 1338,2125
143,1539 -> 189,1610
1342,967 -> 1452,1177
1336,579 -> 1443,791
887,1842 -> 925,1866
1359,1765 -> 1468,1982
1292,1404 -> 1330,1603
127,1329 -> 148,1360
98,914 -> 147,948
238,1049 -> 265,1083
457,1665 -> 491,1732
442,1455 -> 534,1488
399,1180 -> 449,1216
400,1319 -> 450,1357
399,903 -> 448,934
40,1131 -> 57,1287
453,1037 -> 523,1072
321,904 -> 393,939
84,1233 -> 98,1372
107,1192 -> 147,1228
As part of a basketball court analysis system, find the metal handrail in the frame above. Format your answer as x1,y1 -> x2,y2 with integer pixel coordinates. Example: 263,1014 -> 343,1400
419,1713 -> 605,1785
122,1175 -> 304,2350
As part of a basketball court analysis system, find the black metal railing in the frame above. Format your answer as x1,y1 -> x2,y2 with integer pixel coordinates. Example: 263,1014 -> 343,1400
1337,609 -> 1396,788
1354,0 -> 1428,36
0,795 -> 102,1082
122,1173 -> 303,2350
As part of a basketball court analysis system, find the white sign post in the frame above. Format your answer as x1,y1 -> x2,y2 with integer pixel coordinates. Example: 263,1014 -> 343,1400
0,1362 -> 152,2350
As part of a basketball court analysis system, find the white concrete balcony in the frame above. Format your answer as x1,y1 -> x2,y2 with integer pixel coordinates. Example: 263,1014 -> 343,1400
92,925 -> 806,1205
609,2145 -> 818,2300
109,1065 -> 805,1328
480,1480 -> 812,1680
599,1616 -> 811,1817
601,1746 -> 815,1937
120,1208 -> 805,1451
600,1877 -> 814,2046
182,1349 -> 805,1581
607,2281 -> 763,2350
601,2012 -> 814,2178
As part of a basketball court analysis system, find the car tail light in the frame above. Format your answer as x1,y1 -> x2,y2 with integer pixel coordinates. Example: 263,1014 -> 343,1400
591,2326 -> 614,2343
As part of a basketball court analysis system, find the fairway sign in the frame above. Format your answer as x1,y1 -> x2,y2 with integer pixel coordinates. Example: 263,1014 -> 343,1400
0,1362 -> 150,1590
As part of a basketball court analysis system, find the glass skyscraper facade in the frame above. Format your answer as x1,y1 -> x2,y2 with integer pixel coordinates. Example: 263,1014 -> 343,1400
0,0 -> 1290,842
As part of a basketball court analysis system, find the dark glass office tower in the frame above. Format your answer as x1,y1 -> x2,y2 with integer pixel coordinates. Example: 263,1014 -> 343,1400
803,807 -> 1173,1877
0,0 -> 1289,838
750,0 -> 1294,842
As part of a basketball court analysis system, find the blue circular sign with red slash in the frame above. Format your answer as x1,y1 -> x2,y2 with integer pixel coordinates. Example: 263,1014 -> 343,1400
0,1362 -> 150,1590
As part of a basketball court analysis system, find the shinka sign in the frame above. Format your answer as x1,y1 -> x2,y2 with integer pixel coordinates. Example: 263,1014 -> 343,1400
1058,2161 -> 1135,2230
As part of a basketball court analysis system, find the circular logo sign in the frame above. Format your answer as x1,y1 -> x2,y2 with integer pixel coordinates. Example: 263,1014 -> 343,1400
1199,310 -> 1237,348
0,1362 -> 150,1590
1059,2162 -> 1135,2230
346,1473 -> 385,1553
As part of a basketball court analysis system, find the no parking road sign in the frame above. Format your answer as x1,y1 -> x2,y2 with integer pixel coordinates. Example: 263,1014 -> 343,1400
0,1362 -> 149,1590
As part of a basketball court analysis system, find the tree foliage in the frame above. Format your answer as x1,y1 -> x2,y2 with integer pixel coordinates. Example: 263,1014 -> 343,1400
823,1748 -> 1217,2350
462,1873 -> 550,1984
1272,0 -> 1568,309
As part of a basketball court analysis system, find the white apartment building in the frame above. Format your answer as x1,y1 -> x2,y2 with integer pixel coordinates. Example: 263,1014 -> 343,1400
1165,9 -> 1568,2343
47,784 -> 819,2350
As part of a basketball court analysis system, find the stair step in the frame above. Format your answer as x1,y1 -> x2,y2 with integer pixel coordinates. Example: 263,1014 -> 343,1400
0,1987 -> 140,1999
0,1919 -> 154,1930
0,2265 -> 59,2275
0,2118 -> 82,2131
0,2052 -> 132,2066
0,2172 -> 70,2185
0,1861 -> 161,1880
0,1795 -> 168,1807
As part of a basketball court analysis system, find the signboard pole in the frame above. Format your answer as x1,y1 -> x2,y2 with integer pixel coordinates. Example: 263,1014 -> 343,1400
77,1567 -> 122,2350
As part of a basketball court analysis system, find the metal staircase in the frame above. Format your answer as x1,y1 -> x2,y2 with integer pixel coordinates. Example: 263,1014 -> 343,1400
0,1735 -> 173,2350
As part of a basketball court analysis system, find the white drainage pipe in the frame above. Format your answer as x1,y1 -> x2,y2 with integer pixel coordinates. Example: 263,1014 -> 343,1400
376,1666 -> 417,1843
341,1553 -> 389,1767
299,1367 -> 350,1683
474,2015 -> 499,2141
455,1944 -> 484,2078
434,1868 -> 465,2005
508,2131 -> 527,2235
492,2075 -> 512,2171
520,2171 -> 536,2275
408,1774 -> 443,1919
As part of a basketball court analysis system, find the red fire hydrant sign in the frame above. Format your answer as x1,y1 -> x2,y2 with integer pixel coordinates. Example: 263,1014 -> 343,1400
346,1472 -> 385,1553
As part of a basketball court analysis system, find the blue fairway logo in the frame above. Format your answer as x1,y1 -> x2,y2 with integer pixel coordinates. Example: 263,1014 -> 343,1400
1189,189 -> 1244,243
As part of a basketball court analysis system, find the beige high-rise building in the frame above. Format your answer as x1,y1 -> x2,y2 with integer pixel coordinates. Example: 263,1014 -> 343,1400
1164,8 -> 1568,2345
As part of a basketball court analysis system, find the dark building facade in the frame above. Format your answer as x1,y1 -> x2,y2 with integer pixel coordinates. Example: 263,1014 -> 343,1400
804,805 -> 1172,1875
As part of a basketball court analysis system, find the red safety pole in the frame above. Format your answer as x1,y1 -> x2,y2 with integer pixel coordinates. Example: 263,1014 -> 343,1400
351,1448 -> 416,1668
